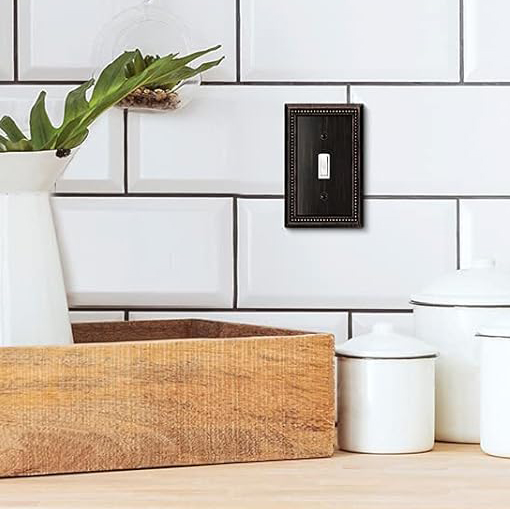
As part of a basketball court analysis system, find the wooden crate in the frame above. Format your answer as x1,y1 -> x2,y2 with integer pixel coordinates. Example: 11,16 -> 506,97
0,319 -> 334,477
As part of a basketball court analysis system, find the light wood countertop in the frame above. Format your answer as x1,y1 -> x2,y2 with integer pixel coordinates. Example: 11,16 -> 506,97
1,443 -> 508,509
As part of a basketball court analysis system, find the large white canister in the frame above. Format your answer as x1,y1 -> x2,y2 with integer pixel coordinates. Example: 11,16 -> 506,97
411,259 -> 510,443
336,323 -> 438,454
478,324 -> 510,458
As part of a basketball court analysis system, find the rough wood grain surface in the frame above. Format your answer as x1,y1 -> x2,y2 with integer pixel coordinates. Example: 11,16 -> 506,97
0,319 -> 334,477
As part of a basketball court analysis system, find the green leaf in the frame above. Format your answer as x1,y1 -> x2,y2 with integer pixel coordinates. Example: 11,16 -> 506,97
29,91 -> 58,151
0,133 -> 8,150
1,138 -> 33,151
153,57 -> 225,90
35,79 -> 95,150
54,118 -> 81,146
60,50 -> 216,144
0,116 -> 27,142
90,51 -> 136,106
62,128 -> 89,149
132,49 -> 146,74
62,79 -> 94,127
54,114 -> 92,149
0,45 -> 224,151
125,61 -> 135,78
144,45 -> 221,86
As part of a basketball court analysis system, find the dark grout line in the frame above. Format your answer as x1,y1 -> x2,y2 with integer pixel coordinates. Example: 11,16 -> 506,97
202,81 -> 510,87
3,80 -> 510,87
53,193 -> 285,199
69,306 -> 414,313
347,311 -> 352,339
0,80 -> 86,85
350,309 -> 414,314
12,0 -> 18,81
52,193 -> 510,200
456,198 -> 461,269
235,0 -> 241,83
366,195 -> 459,200
123,109 -> 128,194
366,195 -> 510,200
456,196 -> 510,199
346,84 -> 351,103
203,81 -> 462,86
232,197 -> 238,308
231,194 -> 284,199
123,310 -> 129,321
459,0 -> 464,83
201,81 -> 239,86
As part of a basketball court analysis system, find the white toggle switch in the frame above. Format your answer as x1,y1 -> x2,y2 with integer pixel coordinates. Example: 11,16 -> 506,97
318,153 -> 330,180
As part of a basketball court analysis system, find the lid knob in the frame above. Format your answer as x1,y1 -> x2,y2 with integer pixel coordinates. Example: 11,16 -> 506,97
470,258 -> 496,269
372,322 -> 394,334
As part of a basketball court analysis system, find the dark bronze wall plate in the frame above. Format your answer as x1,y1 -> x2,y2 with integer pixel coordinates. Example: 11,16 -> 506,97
285,104 -> 363,228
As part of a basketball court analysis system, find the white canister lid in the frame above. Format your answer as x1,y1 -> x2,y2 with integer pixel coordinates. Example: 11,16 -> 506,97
411,259 -> 510,307
335,322 -> 438,359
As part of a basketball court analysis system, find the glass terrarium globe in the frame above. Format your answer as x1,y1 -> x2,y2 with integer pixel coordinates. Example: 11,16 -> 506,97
93,0 -> 201,112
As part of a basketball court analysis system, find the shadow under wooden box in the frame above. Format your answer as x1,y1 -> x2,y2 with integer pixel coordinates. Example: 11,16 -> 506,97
0,319 -> 335,477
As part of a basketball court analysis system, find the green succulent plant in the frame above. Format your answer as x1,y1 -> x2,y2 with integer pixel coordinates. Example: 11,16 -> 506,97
124,50 -> 204,91
0,45 -> 223,152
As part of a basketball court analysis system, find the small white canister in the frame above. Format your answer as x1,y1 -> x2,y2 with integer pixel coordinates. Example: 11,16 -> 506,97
336,323 -> 438,454
478,324 -> 510,458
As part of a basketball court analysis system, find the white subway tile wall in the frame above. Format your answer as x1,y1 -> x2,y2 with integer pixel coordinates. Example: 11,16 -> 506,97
18,0 -> 235,81
55,108 -> 124,193
0,1 -> 13,79
128,86 -> 346,194
459,200 -> 510,270
1,1 -> 504,324
238,199 -> 456,309
351,87 -> 510,195
69,311 -> 126,323
240,0 -> 459,82
0,87 -> 123,193
351,313 -> 415,338
130,312 -> 348,346
464,0 -> 510,81
53,198 -> 233,307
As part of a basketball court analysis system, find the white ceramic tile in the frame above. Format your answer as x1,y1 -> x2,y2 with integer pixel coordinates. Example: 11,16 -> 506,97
464,0 -> 510,81
158,0 -> 236,82
241,0 -> 459,81
351,87 -> 510,195
69,311 -> 125,323
459,200 -> 510,270
18,0 -> 234,81
0,1 -> 13,79
53,198 -> 233,307
129,86 -> 345,194
55,109 -> 124,193
130,311 -> 348,346
351,313 -> 415,338
0,86 -> 123,193
238,199 -> 456,309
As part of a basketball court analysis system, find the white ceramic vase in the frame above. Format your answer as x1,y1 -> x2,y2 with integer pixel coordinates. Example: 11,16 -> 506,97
0,150 -> 75,346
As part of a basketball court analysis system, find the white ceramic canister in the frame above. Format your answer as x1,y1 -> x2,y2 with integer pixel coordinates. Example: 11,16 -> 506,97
411,259 -> 510,444
336,323 -> 438,454
477,324 -> 510,458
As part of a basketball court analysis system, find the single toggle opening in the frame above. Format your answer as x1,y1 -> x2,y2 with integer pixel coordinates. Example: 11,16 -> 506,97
318,153 -> 330,180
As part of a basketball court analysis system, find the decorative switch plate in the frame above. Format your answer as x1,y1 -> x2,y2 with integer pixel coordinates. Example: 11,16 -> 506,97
285,104 -> 363,228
